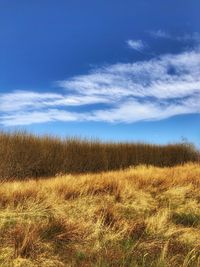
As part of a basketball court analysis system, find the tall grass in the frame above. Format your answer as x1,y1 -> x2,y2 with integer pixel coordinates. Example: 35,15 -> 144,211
0,164 -> 199,266
0,131 -> 199,180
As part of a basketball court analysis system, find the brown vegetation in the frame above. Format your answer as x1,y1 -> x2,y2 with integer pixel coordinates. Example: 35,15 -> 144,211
0,132 -> 198,180
0,164 -> 199,266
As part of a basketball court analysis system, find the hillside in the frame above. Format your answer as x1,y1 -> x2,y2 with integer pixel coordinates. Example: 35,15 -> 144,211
0,164 -> 200,266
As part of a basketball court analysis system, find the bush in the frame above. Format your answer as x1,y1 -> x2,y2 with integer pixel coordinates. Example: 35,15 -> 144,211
0,131 -> 199,180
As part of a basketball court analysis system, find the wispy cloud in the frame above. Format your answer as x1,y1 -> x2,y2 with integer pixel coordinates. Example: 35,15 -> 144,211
149,30 -> 171,39
150,30 -> 200,44
60,49 -> 200,100
127,39 -> 145,51
176,32 -> 200,43
1,109 -> 85,126
0,91 -> 109,112
0,47 -> 200,126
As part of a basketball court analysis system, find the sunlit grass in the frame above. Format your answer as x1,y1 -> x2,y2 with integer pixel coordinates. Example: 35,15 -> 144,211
0,163 -> 199,266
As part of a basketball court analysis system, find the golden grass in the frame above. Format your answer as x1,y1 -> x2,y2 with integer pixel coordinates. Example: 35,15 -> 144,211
0,164 -> 200,266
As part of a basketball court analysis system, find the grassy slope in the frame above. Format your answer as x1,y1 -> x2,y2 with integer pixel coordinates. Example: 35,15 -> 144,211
0,164 -> 200,267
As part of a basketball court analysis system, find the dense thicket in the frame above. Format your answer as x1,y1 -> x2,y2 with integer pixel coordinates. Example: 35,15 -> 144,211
0,132 -> 199,179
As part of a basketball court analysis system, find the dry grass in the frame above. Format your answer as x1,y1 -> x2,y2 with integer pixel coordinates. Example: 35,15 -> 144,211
0,164 -> 200,266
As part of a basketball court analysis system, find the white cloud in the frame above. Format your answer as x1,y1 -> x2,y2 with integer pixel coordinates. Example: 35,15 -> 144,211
0,90 -> 109,112
1,110 -> 55,126
127,39 -> 145,51
150,30 -> 200,44
149,30 -> 170,39
1,109 -> 85,126
0,91 -> 62,112
60,49 -> 200,100
0,47 -> 200,126
90,97 -> 197,123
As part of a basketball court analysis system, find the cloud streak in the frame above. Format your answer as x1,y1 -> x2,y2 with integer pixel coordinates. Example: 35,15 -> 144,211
150,30 -> 200,44
0,46 -> 200,126
149,30 -> 171,39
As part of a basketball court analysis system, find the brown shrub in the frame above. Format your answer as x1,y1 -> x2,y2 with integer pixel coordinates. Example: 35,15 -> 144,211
0,131 -> 198,180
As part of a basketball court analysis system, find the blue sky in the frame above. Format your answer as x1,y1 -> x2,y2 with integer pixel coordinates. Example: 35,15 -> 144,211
0,0 -> 200,145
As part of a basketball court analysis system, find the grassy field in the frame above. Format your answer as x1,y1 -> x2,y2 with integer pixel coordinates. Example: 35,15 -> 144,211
0,164 -> 200,266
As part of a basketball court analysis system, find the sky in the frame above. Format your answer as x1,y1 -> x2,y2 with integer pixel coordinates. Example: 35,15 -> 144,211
0,0 -> 200,145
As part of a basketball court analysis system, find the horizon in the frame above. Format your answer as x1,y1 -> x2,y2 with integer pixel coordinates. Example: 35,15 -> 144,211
0,1 -> 200,146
